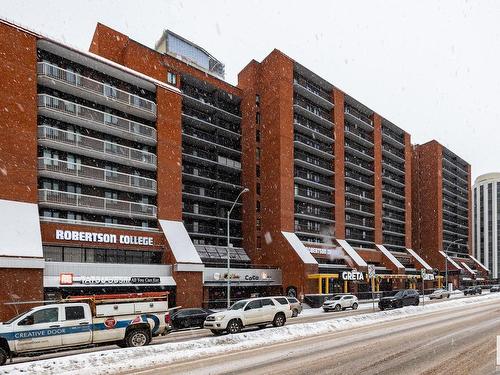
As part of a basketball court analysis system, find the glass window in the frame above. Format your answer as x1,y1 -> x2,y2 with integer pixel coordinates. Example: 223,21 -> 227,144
43,246 -> 63,262
261,298 -> 274,306
274,297 -> 288,305
63,247 -> 84,262
65,306 -> 85,321
167,71 -> 177,85
246,300 -> 262,310
22,308 -> 59,325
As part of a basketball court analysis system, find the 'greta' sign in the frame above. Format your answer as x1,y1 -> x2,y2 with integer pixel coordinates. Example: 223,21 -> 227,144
55,229 -> 154,246
341,271 -> 365,281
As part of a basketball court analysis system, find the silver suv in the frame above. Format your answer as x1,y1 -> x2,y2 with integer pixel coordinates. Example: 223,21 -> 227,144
323,294 -> 359,312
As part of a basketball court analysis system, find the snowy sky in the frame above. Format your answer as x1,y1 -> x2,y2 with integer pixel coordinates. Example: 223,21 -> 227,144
2,0 -> 499,180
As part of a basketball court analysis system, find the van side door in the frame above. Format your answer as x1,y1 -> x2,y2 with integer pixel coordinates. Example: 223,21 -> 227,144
61,304 -> 92,346
14,306 -> 62,352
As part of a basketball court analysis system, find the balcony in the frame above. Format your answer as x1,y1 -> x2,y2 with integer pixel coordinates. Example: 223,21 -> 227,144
183,185 -> 242,205
344,106 -> 373,130
39,216 -> 159,232
38,94 -> 156,145
382,145 -> 405,164
38,189 -> 157,219
344,141 -> 374,161
294,171 -> 334,192
293,76 -> 333,110
182,92 -> 241,123
344,125 -> 374,147
293,96 -> 334,129
294,212 -> 334,224
294,156 -> 334,176
294,188 -> 334,207
344,158 -> 374,176
182,127 -> 241,156
344,173 -> 374,190
38,158 -> 157,195
383,200 -> 405,212
382,129 -> 405,148
182,110 -> 241,139
345,191 -> 374,203
383,215 -> 406,225
345,200 -> 375,217
37,62 -> 156,120
294,134 -> 333,160
38,126 -> 156,171
294,115 -> 333,143
382,175 -> 405,189
182,170 -> 242,189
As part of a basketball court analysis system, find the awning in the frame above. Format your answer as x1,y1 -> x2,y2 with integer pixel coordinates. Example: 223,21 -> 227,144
376,244 -> 404,270
282,232 -> 317,265
336,240 -> 367,268
460,262 -> 476,275
406,248 -> 433,271
439,251 -> 462,270
159,220 -> 202,264
468,254 -> 489,272
0,199 -> 44,267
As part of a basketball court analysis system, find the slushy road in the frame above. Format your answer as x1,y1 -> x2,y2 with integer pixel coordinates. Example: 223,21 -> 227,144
135,297 -> 500,375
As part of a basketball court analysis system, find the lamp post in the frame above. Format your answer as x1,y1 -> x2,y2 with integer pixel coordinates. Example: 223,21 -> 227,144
227,187 -> 249,309
444,239 -> 464,291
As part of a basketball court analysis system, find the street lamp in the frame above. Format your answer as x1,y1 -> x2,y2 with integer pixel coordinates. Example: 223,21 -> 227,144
444,238 -> 464,291
227,187 -> 249,309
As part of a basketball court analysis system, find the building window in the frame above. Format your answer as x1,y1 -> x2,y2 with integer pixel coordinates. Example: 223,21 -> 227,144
256,112 -> 260,125
256,129 -> 260,143
256,165 -> 260,177
256,183 -> 261,195
256,148 -> 261,162
167,71 -> 177,85
256,201 -> 261,212
255,94 -> 260,107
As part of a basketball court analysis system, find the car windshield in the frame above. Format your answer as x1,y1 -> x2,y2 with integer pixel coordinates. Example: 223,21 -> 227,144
229,301 -> 248,310
393,291 -> 405,298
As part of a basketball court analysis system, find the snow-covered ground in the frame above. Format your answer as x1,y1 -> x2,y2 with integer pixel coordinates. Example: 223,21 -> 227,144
2,292 -> 499,375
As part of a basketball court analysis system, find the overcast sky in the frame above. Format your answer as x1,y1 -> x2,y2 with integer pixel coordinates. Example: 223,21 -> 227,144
2,0 -> 498,180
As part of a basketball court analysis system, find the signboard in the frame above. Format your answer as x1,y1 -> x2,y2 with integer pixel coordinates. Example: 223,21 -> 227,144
59,273 -> 160,285
368,264 -> 376,279
55,230 -> 154,246
204,267 -> 282,285
423,274 -> 435,281
341,270 -> 364,281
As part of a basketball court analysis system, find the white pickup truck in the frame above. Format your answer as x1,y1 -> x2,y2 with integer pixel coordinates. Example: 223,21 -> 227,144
0,292 -> 171,365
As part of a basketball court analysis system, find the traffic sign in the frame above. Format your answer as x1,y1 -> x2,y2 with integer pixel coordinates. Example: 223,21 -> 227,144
368,264 -> 376,279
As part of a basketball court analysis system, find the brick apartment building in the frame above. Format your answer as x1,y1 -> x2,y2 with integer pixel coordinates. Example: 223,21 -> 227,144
0,19 -> 487,319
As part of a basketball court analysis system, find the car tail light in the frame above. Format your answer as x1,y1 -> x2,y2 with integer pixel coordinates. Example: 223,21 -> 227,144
165,312 -> 171,324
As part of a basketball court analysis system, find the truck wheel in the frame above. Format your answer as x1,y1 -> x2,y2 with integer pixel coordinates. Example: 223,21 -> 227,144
0,348 -> 7,366
227,319 -> 242,334
125,328 -> 150,348
272,313 -> 286,327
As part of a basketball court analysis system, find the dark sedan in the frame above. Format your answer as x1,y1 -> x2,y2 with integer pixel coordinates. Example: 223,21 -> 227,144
171,308 -> 215,330
490,285 -> 500,293
378,289 -> 419,310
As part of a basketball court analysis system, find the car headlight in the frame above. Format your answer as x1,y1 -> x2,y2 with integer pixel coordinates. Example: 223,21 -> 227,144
215,315 -> 225,321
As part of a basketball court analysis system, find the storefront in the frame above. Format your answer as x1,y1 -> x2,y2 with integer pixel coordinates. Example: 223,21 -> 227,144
202,267 -> 282,308
43,262 -> 177,305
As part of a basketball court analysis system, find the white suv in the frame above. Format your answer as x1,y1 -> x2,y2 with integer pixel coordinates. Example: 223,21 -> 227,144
204,297 -> 292,335
323,294 -> 358,312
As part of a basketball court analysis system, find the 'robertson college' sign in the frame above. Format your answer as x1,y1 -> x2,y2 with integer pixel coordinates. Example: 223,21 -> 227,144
55,229 -> 154,246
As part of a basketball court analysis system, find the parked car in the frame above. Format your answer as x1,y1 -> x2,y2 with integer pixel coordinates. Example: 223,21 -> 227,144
428,288 -> 450,300
474,286 -> 483,294
322,294 -> 359,312
204,297 -> 292,335
490,285 -> 500,292
463,287 -> 477,295
378,289 -> 419,310
287,297 -> 302,317
171,308 -> 214,330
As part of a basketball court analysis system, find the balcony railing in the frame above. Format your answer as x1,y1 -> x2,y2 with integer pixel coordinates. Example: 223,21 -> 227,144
37,62 -> 156,115
344,105 -> 373,127
38,157 -> 157,193
293,74 -> 331,102
294,115 -> 333,140
344,124 -> 374,145
38,189 -> 157,219
38,94 -> 156,144
38,126 -> 156,169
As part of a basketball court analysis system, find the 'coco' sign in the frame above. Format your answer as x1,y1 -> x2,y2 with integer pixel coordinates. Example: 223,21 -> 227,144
341,271 -> 365,281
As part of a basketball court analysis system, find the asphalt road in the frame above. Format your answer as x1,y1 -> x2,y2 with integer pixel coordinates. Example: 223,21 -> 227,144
134,297 -> 500,375
9,292 -> 492,367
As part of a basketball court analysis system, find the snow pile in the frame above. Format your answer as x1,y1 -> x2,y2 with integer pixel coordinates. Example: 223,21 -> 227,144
2,293 -> 499,375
